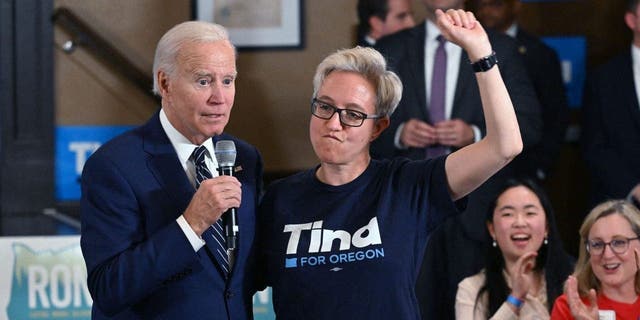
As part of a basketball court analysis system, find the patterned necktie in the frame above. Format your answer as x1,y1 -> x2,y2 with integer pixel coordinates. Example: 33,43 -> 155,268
426,35 -> 448,159
192,145 -> 229,275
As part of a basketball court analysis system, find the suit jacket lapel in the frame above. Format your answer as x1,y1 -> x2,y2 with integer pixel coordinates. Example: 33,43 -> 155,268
409,23 -> 428,120
452,51 -> 472,117
622,53 -> 640,130
143,112 -> 195,216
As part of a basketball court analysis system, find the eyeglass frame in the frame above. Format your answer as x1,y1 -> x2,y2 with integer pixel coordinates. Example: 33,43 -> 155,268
310,98 -> 383,127
584,236 -> 640,255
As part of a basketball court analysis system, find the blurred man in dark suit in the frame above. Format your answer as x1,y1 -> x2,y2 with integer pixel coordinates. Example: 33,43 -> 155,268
582,0 -> 640,208
356,0 -> 415,47
476,0 -> 569,183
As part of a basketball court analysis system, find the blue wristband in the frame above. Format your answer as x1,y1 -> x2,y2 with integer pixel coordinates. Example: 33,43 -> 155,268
506,295 -> 524,308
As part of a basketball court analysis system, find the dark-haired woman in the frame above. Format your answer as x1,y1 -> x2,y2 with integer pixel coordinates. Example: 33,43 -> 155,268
455,179 -> 574,319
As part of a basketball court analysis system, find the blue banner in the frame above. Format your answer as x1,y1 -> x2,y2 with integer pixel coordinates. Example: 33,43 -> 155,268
55,126 -> 134,201
0,237 -> 91,320
253,287 -> 276,319
541,36 -> 586,108
0,236 -> 276,319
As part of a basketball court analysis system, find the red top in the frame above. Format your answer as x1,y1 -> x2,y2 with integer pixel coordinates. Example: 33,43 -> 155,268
551,293 -> 640,320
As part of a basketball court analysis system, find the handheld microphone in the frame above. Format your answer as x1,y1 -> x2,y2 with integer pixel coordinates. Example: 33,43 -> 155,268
215,140 -> 238,265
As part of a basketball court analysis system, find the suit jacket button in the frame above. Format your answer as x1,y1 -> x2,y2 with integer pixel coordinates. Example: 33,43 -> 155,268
225,290 -> 233,299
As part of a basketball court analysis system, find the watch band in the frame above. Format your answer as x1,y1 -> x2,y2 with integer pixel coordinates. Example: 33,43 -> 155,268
471,51 -> 498,73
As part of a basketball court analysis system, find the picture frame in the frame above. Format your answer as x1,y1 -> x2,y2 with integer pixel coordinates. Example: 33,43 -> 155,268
192,0 -> 304,51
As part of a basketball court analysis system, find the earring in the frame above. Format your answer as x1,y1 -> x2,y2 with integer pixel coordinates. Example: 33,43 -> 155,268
544,238 -> 548,245
492,239 -> 497,247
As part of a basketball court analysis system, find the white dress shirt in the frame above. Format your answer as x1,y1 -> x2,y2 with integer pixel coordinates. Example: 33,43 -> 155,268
631,44 -> 640,110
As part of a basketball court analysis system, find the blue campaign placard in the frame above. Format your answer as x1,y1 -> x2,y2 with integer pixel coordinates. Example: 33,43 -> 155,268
253,287 -> 276,319
55,126 -> 134,201
542,36 -> 586,108
0,236 -> 277,319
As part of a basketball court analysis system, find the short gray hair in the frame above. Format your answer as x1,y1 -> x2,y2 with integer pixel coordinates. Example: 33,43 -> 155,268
312,46 -> 402,116
152,21 -> 235,94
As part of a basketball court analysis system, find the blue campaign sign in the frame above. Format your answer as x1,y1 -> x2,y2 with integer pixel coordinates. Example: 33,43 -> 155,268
0,236 -> 276,320
542,36 -> 586,108
55,126 -> 134,201
253,287 -> 275,319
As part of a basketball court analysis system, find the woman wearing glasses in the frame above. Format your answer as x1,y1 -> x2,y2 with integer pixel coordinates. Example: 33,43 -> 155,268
256,8 -> 523,319
550,200 -> 640,319
455,178 -> 573,319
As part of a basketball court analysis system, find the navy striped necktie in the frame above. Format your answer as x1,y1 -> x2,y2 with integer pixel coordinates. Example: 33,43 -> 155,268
192,145 -> 229,276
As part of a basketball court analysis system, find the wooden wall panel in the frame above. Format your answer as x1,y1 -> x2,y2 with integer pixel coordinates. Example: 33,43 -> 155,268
1,0 -> 56,235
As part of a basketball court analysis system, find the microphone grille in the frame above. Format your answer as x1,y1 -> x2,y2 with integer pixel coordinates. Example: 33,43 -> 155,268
215,140 -> 236,167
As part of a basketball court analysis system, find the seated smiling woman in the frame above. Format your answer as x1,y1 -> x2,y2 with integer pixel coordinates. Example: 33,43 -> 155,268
455,178 -> 573,320
551,200 -> 640,320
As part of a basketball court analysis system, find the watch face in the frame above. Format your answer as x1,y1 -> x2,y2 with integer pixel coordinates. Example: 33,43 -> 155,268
472,52 -> 498,72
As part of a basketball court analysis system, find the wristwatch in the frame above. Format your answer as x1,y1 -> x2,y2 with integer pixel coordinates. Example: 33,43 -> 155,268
471,51 -> 498,72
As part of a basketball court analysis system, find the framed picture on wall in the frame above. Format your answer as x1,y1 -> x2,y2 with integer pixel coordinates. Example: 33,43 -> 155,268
193,0 -> 304,50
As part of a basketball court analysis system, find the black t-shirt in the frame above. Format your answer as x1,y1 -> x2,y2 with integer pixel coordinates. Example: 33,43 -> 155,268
257,157 -> 460,319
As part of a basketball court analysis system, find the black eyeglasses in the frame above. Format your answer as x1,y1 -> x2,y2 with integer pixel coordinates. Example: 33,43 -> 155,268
310,98 -> 382,127
585,236 -> 640,255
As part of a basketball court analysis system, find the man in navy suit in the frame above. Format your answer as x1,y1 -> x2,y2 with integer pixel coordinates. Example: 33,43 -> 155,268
370,1 -> 540,161
582,0 -> 640,208
369,0 -> 541,318
475,0 -> 569,183
80,21 -> 263,319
